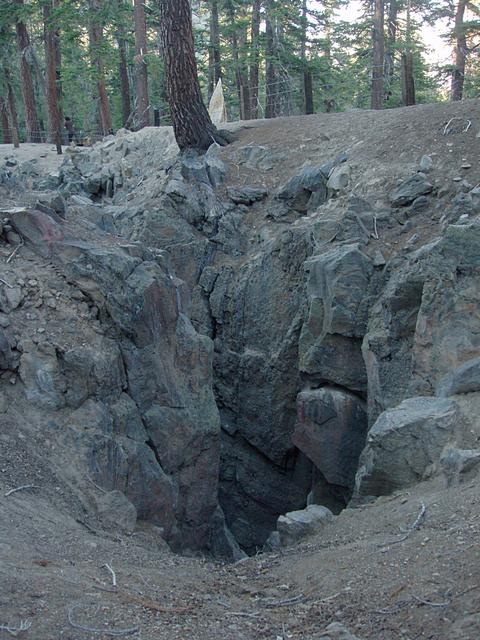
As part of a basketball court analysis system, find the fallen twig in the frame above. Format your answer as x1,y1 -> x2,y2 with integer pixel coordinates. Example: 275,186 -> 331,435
4,484 -> 38,497
262,593 -> 306,608
67,603 -> 139,637
382,501 -> 427,547
0,619 -> 32,634
225,611 -> 261,619
412,594 -> 450,608
354,213 -> 370,239
87,475 -> 107,494
372,599 -> 411,615
116,591 -> 195,614
373,215 -> 379,239
104,563 -> 117,588
6,239 -> 24,264
0,278 -> 13,288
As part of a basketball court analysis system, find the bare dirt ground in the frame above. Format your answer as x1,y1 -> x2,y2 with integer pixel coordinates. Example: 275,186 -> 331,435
0,473 -> 478,639
0,142 -> 67,175
1,101 -> 480,639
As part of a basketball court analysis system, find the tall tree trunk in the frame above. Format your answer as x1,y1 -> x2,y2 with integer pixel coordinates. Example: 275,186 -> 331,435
371,0 -> 385,110
451,0 -> 467,101
4,68 -> 20,147
44,2 -> 62,153
14,0 -> 42,142
208,0 -> 222,99
249,0 -> 261,118
401,52 -> 415,105
300,0 -> 313,114
401,0 -> 415,106
134,0 -> 150,128
384,0 -> 397,101
88,0 -> 113,136
224,0 -> 251,120
158,0 -> 224,151
0,98 -> 11,144
117,24 -> 131,127
54,21 -> 63,122
265,2 -> 279,118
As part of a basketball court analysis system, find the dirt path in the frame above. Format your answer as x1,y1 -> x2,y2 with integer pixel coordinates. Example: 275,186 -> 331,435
0,475 -> 478,639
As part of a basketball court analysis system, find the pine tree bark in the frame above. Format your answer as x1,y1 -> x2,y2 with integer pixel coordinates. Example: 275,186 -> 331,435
451,0 -> 467,101
54,21 -> 63,122
117,26 -> 131,126
224,0 -> 251,120
158,0 -> 224,151
249,0 -> 261,118
384,0 -> 397,101
208,0 -> 222,98
265,2 -> 279,118
371,0 -> 385,110
114,0 -> 131,126
88,0 -> 113,136
14,0 -> 42,142
4,68 -> 20,147
300,0 -> 313,114
44,2 -> 62,153
0,98 -> 11,144
134,0 -> 150,128
401,52 -> 415,105
401,0 -> 415,106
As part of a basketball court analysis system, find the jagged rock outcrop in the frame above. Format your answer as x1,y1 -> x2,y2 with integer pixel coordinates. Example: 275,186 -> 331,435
7,205 -> 222,553
5,115 -> 479,556
355,396 -> 458,496
363,223 -> 480,424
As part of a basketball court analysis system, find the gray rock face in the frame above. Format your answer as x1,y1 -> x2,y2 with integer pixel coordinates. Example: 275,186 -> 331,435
277,164 -> 329,213
210,506 -> 248,561
440,447 -> 480,486
97,489 -> 137,533
277,504 -> 333,545
436,357 -> 480,397
299,244 -> 374,392
0,329 -> 15,371
363,223 -> 480,423
390,173 -> 433,206
9,207 -> 220,552
293,388 -> 368,492
355,397 -> 458,496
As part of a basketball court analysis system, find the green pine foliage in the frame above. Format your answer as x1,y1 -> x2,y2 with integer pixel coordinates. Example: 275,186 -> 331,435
0,0 -> 478,142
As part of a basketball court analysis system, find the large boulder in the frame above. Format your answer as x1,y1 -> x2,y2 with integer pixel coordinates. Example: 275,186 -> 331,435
355,396 -> 458,496
277,504 -> 333,546
293,387 -> 368,492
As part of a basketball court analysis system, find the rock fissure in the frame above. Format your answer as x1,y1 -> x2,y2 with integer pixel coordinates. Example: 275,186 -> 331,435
2,108 -> 480,562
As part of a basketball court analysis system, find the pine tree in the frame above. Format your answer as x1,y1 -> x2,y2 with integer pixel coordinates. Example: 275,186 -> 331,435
134,0 -> 150,128
158,0 -> 226,151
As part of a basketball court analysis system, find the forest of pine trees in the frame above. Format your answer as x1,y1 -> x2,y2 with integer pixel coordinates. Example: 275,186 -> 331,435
0,0 -> 479,145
